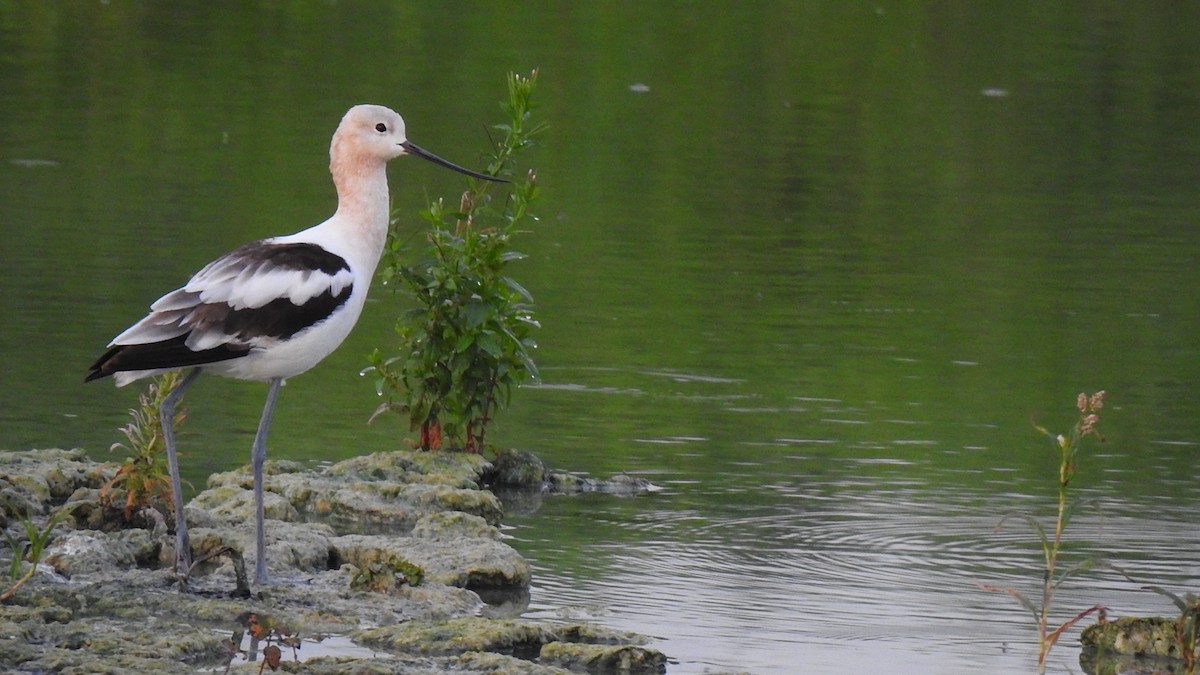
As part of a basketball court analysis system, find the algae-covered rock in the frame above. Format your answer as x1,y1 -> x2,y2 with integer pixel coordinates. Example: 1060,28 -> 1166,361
454,651 -> 575,674
540,641 -> 668,674
190,483 -> 300,522
61,489 -> 170,533
1081,616 -> 1192,658
0,448 -> 116,524
546,470 -> 657,496
0,485 -> 40,524
267,652 -> 571,675
186,520 -> 338,579
487,448 -> 547,487
347,547 -> 425,591
412,511 -> 503,542
44,528 -> 164,577
353,616 -> 557,655
482,448 -> 657,498
326,449 -> 493,488
197,453 -> 504,529
354,617 -> 666,672
333,530 -> 530,591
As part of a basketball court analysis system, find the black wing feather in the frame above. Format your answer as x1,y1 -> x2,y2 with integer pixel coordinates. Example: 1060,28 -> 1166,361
85,336 -> 250,382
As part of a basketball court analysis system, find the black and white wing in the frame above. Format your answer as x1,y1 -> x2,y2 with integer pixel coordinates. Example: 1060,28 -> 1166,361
86,241 -> 354,382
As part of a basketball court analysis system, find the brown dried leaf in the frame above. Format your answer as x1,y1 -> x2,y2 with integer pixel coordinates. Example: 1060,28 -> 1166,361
263,644 -> 282,669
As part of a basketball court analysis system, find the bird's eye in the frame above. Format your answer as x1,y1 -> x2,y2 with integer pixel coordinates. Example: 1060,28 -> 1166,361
375,123 -> 387,133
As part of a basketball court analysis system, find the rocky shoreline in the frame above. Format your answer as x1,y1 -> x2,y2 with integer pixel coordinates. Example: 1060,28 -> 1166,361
0,447 -> 682,674
4,448 -> 1195,673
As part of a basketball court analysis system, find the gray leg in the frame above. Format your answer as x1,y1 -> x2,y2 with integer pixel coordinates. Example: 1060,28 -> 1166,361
252,377 -> 284,585
160,368 -> 201,573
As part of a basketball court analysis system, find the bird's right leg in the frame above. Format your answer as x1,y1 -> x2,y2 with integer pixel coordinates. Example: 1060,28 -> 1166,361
250,377 -> 283,586
160,368 -> 201,573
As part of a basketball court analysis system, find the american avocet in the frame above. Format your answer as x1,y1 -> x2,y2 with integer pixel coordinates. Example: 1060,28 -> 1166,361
86,105 -> 505,585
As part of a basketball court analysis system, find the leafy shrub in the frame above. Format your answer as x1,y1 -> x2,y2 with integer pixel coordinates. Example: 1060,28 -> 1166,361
365,71 -> 544,452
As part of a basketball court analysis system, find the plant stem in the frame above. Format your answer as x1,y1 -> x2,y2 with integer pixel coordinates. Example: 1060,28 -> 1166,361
1037,481 -> 1069,671
0,562 -> 38,603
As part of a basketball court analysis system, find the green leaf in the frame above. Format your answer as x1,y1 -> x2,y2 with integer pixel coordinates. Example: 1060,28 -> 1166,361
454,332 -> 476,354
520,352 -> 541,382
501,276 -> 534,303
1060,496 -> 1101,529
1052,557 -> 1102,590
1143,584 -> 1191,613
477,332 -> 502,358
980,582 -> 1041,622
464,302 -> 492,330
451,351 -> 472,380
995,512 -> 1050,558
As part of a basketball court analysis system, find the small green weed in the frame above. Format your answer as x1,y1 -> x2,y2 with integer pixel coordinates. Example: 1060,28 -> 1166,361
981,391 -> 1108,673
102,371 -> 187,519
1,509 -> 65,602
364,70 -> 544,453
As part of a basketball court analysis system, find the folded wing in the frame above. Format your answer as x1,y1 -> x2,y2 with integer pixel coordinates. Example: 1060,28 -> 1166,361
86,241 -> 354,382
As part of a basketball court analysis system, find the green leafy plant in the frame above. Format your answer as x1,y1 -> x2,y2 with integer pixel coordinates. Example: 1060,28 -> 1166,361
102,371 -> 188,519
364,70 -> 544,453
1,509 -> 65,602
981,391 -> 1109,673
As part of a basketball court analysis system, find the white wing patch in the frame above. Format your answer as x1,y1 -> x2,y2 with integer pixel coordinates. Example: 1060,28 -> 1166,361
178,246 -> 352,310
110,241 -> 354,350
193,264 -> 353,309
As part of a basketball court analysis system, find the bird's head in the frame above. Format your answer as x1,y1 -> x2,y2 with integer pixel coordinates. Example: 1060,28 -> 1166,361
333,104 -> 507,183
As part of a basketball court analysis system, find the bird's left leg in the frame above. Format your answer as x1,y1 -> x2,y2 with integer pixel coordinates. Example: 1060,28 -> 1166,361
161,367 -> 201,574
251,377 -> 284,585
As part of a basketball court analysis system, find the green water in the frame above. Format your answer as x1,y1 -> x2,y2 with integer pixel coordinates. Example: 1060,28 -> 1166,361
2,3 -> 1199,673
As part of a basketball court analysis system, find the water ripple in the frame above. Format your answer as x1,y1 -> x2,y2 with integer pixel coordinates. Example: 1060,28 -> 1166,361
519,487 -> 1199,674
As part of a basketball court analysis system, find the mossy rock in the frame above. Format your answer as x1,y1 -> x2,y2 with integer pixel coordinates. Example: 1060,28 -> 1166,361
195,452 -> 503,528
326,450 -> 492,488
43,528 -> 166,577
353,616 -> 662,668
486,448 -> 547,488
189,484 -> 299,522
1080,615 -> 1199,675
540,641 -> 667,674
354,617 -> 551,656
411,511 -> 502,542
332,533 -> 529,591
1081,616 -> 1194,658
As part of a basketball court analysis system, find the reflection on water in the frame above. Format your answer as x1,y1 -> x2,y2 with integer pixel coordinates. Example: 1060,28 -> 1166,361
220,632 -> 378,669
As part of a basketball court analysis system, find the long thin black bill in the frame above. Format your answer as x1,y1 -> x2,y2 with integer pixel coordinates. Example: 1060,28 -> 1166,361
401,141 -> 509,183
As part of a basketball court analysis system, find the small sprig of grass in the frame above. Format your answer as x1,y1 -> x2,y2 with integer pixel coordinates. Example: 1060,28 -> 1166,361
981,390 -> 1108,673
102,371 -> 187,520
1,509 -> 65,602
